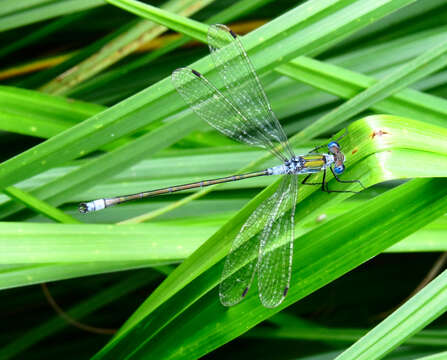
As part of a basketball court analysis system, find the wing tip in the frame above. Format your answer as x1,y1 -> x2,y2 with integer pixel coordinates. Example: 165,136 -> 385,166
259,288 -> 289,308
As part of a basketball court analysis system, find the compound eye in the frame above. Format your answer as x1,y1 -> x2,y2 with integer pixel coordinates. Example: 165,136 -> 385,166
327,141 -> 340,153
334,164 -> 345,175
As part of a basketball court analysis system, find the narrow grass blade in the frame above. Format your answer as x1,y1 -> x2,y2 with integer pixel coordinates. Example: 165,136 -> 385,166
0,0 -> 411,192
287,38 -> 447,143
3,186 -> 80,224
0,85 -> 104,138
68,0 -> 274,97
247,316 -> 447,347
415,351 -> 447,360
0,11 -> 88,60
42,0 -> 216,95
0,0 -> 105,32
276,55 -> 447,128
0,270 -> 160,360
17,19 -> 139,89
0,261 -> 155,290
335,270 -> 447,360
106,0 -> 209,43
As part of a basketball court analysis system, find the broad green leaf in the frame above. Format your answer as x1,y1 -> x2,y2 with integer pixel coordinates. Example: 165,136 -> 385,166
0,221 -> 208,264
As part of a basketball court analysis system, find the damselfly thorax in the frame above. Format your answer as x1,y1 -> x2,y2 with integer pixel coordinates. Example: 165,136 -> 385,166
269,154 -> 335,175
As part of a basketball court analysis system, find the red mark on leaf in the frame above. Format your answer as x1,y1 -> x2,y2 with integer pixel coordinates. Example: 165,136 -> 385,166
370,129 -> 390,139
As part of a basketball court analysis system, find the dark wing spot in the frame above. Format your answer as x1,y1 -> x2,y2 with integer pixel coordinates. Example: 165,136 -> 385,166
191,69 -> 202,77
351,148 -> 358,155
242,287 -> 249,298
229,29 -> 237,39
283,287 -> 289,297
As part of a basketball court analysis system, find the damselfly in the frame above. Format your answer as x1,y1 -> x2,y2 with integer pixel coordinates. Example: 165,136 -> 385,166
80,25 -> 364,308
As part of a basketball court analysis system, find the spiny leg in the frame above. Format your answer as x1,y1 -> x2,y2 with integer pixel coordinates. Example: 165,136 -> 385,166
306,144 -> 326,154
330,167 -> 366,189
301,173 -> 323,186
325,167 -> 363,194
302,171 -> 331,194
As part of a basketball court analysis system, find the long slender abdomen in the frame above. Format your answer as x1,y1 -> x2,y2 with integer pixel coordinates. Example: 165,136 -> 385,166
79,169 -> 269,213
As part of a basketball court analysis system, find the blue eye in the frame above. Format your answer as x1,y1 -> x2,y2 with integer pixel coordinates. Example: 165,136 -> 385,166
327,141 -> 340,150
334,164 -> 345,175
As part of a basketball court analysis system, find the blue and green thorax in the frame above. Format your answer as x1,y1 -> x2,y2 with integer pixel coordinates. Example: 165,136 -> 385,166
268,154 -> 335,175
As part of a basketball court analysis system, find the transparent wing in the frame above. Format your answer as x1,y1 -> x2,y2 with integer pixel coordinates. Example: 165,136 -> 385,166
208,24 -> 294,160
258,174 -> 297,308
172,68 -> 287,161
219,175 -> 293,306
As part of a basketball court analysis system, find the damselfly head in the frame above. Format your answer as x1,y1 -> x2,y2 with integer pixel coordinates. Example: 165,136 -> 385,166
328,141 -> 346,174
327,141 -> 340,154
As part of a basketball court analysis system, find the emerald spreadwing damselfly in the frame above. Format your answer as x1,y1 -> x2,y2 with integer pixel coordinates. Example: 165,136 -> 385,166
80,25 -> 364,308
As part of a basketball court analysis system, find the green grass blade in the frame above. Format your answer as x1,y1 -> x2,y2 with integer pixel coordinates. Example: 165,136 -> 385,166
0,261 -> 154,290
41,0 -> 216,95
247,315 -> 447,347
68,0 -> 275,97
415,351 -> 447,360
335,270 -> 447,360
0,11 -> 88,60
0,112 -> 201,219
0,0 -> 105,32
0,0 -> 56,17
94,177 -> 447,359
0,221 -> 208,264
106,0 -> 209,43
0,0 -> 411,192
91,115 -> 447,358
285,38 -> 447,143
2,186 -> 80,224
277,56 -> 447,128
17,19 -> 139,89
0,270 -> 160,359
0,85 -> 104,138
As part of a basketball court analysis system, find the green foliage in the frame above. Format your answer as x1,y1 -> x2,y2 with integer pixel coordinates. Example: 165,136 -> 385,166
1,0 -> 446,359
